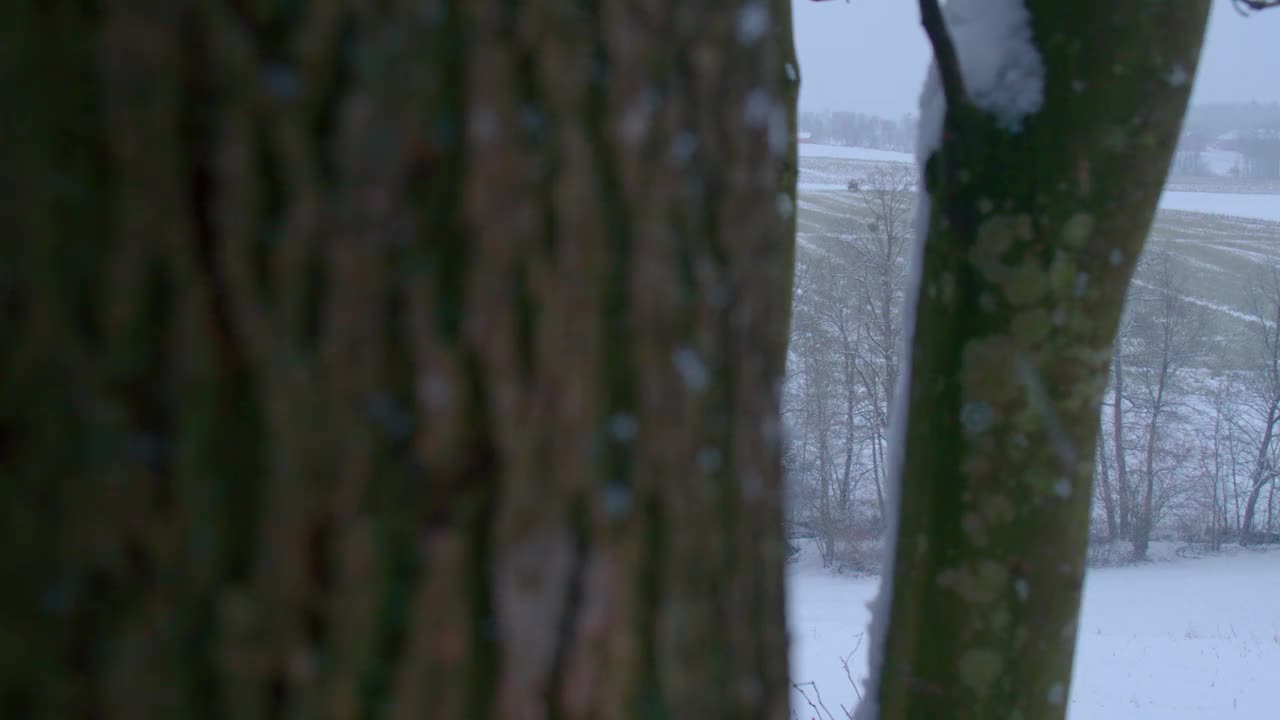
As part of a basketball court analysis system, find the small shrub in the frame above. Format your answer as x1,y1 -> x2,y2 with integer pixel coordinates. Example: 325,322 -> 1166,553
1086,537 -> 1126,567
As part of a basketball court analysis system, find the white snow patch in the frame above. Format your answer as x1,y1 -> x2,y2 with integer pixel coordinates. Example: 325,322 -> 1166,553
607,413 -> 638,441
735,1 -> 769,45
945,0 -> 1045,130
672,347 -> 709,391
1164,63 -> 1189,88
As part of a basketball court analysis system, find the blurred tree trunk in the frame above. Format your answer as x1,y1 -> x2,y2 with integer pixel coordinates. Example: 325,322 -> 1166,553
865,2 -> 1209,718
0,2 -> 798,718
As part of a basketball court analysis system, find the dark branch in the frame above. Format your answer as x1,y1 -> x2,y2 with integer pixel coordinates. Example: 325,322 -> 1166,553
1234,0 -> 1280,14
919,0 -> 968,109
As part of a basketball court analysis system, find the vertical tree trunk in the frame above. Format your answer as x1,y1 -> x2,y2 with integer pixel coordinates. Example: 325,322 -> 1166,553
1112,349 -> 1132,540
1134,355 -> 1170,561
1231,422 -> 1244,534
1211,404 -> 1223,550
1241,474 -> 1272,544
0,2 -> 799,718
872,428 -> 887,525
865,3 -> 1209,718
1268,479 -> 1275,535
1242,402 -> 1279,543
1095,428 -> 1117,541
818,420 -> 835,566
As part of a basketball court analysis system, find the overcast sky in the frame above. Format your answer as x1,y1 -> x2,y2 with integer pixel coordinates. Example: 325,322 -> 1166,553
793,0 -> 1280,117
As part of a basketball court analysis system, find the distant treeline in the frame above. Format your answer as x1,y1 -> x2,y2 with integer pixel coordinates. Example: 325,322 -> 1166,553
1176,102 -> 1280,178
797,110 -> 916,151
803,103 -> 1280,180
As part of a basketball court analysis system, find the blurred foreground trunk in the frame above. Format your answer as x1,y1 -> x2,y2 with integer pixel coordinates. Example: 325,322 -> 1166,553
0,2 -> 798,718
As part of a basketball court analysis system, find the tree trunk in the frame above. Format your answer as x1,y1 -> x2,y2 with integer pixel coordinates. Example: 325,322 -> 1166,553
1095,427 -> 1117,541
1242,400 -> 1280,543
872,427 -> 887,526
1133,355 -> 1169,561
1112,348 -> 1132,540
865,2 -> 1209,718
1211,480 -> 1220,550
1241,474 -> 1272,544
1211,405 -> 1222,550
841,343 -> 857,516
1231,422 -> 1243,534
1268,478 -> 1275,535
0,2 -> 799,718
818,419 -> 835,566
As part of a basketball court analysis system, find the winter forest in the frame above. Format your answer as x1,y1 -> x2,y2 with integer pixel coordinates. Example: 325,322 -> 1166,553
4,1 -> 1280,720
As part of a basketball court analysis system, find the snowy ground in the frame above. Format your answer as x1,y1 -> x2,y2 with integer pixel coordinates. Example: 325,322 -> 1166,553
787,543 -> 1280,719
799,143 -> 915,164
1159,191 -> 1280,223
797,148 -> 1280,356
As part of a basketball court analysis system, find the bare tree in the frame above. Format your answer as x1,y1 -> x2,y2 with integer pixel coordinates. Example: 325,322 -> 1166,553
1238,266 -> 1280,542
1107,312 -> 1138,542
784,166 -> 913,566
788,250 -> 860,567
849,165 -> 915,525
1094,425 -> 1119,540
1197,378 -> 1238,550
1124,252 -> 1205,559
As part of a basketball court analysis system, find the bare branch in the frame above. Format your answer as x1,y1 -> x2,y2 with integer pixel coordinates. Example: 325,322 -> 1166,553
1234,0 -> 1280,15
840,646 -> 864,701
919,0 -> 968,108
792,681 -> 841,720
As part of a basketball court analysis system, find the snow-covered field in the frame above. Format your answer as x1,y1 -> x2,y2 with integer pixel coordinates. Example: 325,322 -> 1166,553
798,143 -> 915,164
1159,191 -> 1280,223
797,148 -> 1280,347
788,544 -> 1280,719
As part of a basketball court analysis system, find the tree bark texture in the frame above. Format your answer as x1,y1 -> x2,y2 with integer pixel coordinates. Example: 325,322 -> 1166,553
870,3 -> 1209,719
0,2 -> 799,718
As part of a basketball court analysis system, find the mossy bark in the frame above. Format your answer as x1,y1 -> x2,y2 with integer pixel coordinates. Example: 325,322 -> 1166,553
871,3 -> 1209,719
0,2 -> 798,718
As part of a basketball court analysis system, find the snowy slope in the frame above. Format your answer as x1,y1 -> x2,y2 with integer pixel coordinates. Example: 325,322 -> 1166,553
788,544 -> 1280,719
1159,191 -> 1280,222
